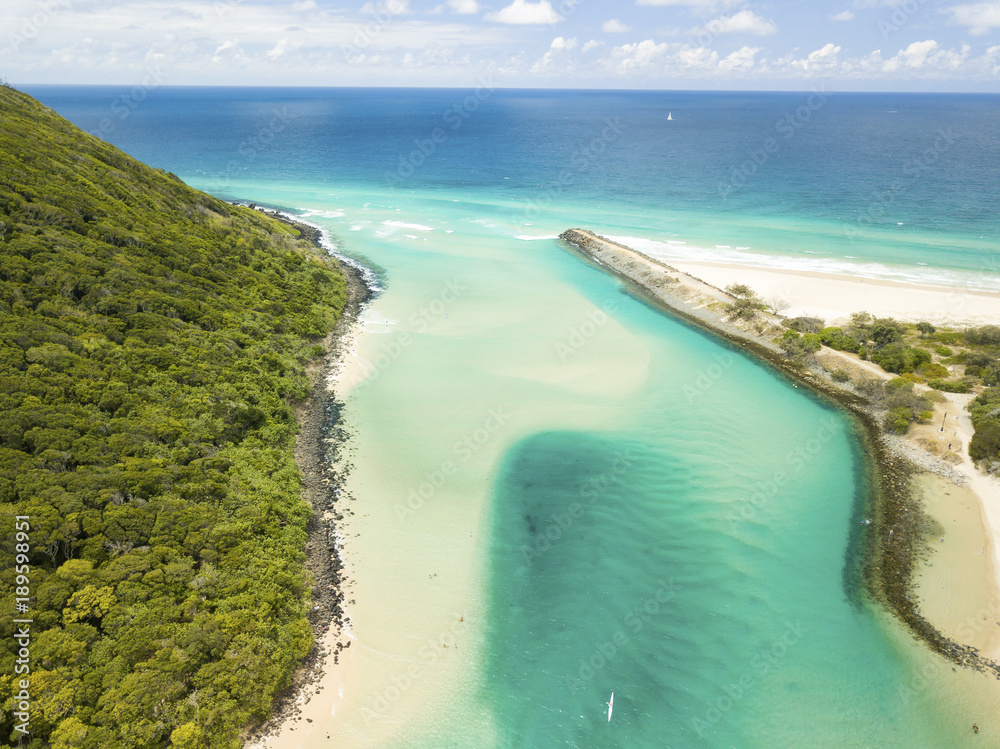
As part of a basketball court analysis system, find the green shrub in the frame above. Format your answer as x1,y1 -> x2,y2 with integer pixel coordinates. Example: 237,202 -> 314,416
934,330 -> 965,345
725,296 -> 767,321
963,354 -> 1000,385
872,323 -> 902,348
884,406 -> 915,434
969,387 -> 1000,427
970,420 -> 1000,462
819,327 -> 861,354
725,283 -> 755,298
934,345 -> 953,357
965,325 -> 1000,346
928,379 -> 972,394
870,343 -> 931,374
780,330 -> 821,359
917,362 -> 950,379
830,369 -> 850,383
964,353 -> 995,371
784,316 -> 824,334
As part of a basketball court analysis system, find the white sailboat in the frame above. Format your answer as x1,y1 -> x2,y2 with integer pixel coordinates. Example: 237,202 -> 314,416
667,112 -> 673,120
607,691 -> 614,722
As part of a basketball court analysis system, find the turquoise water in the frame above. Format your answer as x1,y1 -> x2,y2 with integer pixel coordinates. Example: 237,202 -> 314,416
25,88 -> 1000,746
480,244 -> 941,748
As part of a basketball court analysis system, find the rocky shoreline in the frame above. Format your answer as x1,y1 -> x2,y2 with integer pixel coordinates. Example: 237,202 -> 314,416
243,211 -> 375,745
559,228 -> 1000,680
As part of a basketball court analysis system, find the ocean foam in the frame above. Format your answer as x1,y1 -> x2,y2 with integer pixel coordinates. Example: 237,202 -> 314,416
276,209 -> 384,294
382,220 -> 435,231
606,234 -> 1000,293
298,208 -> 346,219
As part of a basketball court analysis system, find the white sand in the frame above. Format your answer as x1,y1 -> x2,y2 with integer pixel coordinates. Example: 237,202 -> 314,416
669,260 -> 1000,327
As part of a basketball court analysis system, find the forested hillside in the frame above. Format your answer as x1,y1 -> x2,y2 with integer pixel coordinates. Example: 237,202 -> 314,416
0,85 -> 346,748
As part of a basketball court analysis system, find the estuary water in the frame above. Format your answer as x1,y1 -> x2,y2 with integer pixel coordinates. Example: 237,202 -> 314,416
26,86 -> 1000,747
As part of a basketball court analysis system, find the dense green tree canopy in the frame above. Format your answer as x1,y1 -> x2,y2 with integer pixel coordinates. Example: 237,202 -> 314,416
0,86 -> 345,748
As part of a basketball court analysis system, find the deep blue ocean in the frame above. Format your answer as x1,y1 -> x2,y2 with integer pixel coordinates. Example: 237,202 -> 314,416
24,86 -> 1000,281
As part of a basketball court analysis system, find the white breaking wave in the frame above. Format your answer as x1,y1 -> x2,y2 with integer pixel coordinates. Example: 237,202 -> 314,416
360,309 -> 397,328
515,234 -> 561,241
275,208 -> 384,294
298,208 -> 346,219
605,234 -> 1000,293
382,219 -> 435,231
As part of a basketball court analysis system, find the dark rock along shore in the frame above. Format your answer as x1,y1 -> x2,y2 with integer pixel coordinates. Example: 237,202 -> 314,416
243,211 -> 375,742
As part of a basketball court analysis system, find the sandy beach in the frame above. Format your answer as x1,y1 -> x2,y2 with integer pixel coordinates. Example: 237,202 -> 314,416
660,260 -> 1000,328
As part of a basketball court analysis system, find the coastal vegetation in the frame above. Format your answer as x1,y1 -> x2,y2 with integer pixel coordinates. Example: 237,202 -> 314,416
779,311 -> 1000,450
722,283 -> 767,322
969,388 -> 1000,467
0,87 -> 346,747
853,379 -> 934,435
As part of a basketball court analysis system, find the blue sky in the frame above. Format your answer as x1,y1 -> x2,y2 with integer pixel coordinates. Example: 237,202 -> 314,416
2,0 -> 999,90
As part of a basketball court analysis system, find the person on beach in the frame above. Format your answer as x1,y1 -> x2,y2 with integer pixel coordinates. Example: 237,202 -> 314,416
973,723 -> 979,734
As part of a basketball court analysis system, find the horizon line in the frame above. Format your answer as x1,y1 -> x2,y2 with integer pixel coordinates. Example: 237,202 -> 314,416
13,82 -> 1000,96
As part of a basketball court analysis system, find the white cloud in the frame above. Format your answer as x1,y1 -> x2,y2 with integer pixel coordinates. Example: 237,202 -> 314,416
211,40 -> 245,64
885,39 -> 940,69
691,10 -> 778,37
948,2 -> 1000,35
602,19 -> 631,33
610,39 -> 670,72
850,40 -> 972,76
360,0 -> 413,16
359,0 -> 411,14
830,10 -> 855,21
985,44 -> 1000,75
718,45 -> 760,73
446,0 -> 480,13
267,38 -> 287,60
531,35 -> 577,72
636,0 -> 743,8
676,45 -> 719,69
783,43 -> 842,72
487,0 -> 561,24
3,0 -> 999,87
